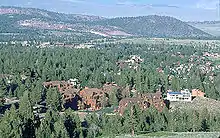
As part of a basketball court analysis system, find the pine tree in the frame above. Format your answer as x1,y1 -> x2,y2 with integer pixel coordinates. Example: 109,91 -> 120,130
53,118 -> 69,138
63,109 -> 82,138
19,91 -> 34,120
0,104 -> 22,138
46,88 -> 62,111
171,77 -> 180,91
200,108 -> 210,132
18,91 -> 35,138
36,118 -> 52,138
85,113 -> 101,138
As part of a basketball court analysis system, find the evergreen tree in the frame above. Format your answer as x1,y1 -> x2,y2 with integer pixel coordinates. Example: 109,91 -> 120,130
63,109 -> 82,138
0,104 -> 22,138
46,88 -> 62,111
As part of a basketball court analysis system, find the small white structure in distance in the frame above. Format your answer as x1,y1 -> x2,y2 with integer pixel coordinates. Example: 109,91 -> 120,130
167,89 -> 191,102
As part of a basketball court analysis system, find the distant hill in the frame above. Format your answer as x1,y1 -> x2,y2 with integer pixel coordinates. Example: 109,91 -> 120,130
188,21 -> 220,37
0,6 -> 105,23
91,15 -> 212,38
0,6 -> 213,40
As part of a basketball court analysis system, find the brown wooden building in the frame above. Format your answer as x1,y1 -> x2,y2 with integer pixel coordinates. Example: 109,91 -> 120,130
118,92 -> 165,115
43,81 -> 80,106
79,87 -> 105,111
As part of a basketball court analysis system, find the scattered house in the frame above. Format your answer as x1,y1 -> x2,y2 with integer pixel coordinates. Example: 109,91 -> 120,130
167,89 -> 191,102
118,92 -> 165,115
157,67 -> 164,73
39,42 -> 51,48
54,42 -> 64,47
128,55 -> 144,64
20,41 -> 30,47
20,74 -> 28,81
43,78 -> 79,93
203,52 -> 220,59
79,87 -> 105,111
192,89 -> 205,98
68,78 -> 80,88
117,55 -> 144,70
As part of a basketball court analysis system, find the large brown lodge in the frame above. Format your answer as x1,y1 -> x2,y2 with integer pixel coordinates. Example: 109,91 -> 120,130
42,80 -> 166,114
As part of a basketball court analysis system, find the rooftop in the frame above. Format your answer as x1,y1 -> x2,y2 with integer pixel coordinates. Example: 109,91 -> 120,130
168,92 -> 182,95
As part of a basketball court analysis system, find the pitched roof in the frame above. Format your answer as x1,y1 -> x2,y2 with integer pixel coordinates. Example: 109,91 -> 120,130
80,88 -> 103,97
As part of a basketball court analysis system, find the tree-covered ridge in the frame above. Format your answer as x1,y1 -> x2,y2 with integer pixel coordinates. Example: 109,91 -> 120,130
0,6 -> 105,23
89,15 -> 212,38
0,6 -> 213,40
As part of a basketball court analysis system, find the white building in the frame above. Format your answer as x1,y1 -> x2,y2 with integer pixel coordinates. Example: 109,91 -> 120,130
167,89 -> 191,102
68,78 -> 79,87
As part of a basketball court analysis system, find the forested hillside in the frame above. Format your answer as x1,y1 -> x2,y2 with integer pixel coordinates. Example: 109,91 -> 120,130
1,39 -> 220,137
91,15 -> 212,38
0,6 -> 213,40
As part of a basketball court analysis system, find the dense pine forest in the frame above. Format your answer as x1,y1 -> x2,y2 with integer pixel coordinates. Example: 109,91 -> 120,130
1,40 -> 220,137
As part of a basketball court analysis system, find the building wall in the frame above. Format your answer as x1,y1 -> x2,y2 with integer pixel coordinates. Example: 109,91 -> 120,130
167,90 -> 191,102
79,87 -> 104,111
192,89 -> 205,97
